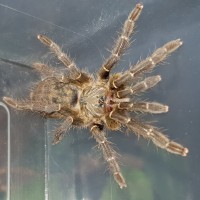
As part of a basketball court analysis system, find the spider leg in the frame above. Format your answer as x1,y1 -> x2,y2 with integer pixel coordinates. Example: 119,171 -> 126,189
37,34 -> 91,84
90,124 -> 127,189
32,62 -> 56,78
118,101 -> 168,114
52,116 -> 73,145
3,97 -> 31,110
32,62 -> 70,82
111,39 -> 182,89
98,3 -> 143,80
128,119 -> 189,156
116,75 -> 161,98
3,97 -> 61,113
109,113 -> 188,156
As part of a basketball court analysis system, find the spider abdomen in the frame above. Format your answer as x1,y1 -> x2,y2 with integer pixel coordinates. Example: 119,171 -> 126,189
31,78 -> 79,108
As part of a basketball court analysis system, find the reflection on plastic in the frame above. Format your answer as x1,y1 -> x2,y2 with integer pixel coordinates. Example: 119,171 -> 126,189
0,102 -> 10,200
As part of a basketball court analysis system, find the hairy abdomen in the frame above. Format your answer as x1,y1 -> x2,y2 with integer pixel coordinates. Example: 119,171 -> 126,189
31,78 -> 79,108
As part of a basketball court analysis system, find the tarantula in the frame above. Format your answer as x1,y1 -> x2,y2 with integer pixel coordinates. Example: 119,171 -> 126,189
3,3 -> 188,188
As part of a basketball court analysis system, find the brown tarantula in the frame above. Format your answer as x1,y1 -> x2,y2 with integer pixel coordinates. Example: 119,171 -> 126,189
3,3 -> 188,188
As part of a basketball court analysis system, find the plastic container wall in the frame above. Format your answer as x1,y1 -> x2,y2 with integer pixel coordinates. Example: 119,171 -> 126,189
0,0 -> 200,199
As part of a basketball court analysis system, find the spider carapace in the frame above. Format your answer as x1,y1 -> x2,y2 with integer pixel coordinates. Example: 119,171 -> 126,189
3,3 -> 188,188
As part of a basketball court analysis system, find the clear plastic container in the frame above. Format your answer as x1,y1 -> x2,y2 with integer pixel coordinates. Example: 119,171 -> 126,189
0,0 -> 200,199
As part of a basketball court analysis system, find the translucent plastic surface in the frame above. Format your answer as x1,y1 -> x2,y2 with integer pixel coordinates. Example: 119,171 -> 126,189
0,0 -> 200,199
